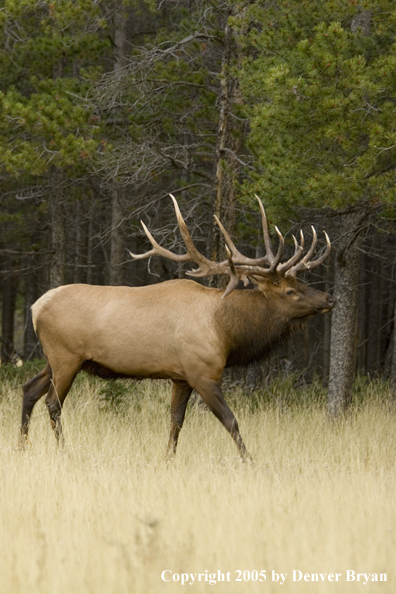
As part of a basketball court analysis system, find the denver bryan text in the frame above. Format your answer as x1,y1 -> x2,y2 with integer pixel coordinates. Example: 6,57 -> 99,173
293,570 -> 387,584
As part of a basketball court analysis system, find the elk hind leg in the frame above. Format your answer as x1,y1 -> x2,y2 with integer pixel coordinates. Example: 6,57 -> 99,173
166,380 -> 193,461
45,358 -> 81,444
191,377 -> 252,462
21,362 -> 53,443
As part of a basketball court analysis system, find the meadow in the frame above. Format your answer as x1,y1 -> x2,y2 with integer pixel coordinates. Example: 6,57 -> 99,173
0,364 -> 395,593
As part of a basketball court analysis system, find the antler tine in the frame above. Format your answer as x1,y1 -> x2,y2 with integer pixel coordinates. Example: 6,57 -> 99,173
300,226 -> 317,264
255,194 -> 278,267
306,230 -> 331,270
255,195 -> 288,271
313,231 -> 331,266
215,215 -> 248,262
169,194 -> 212,274
277,230 -> 305,274
214,214 -> 272,268
128,220 -> 191,263
285,226 -> 317,276
169,194 -> 243,287
222,245 -> 246,297
307,226 -> 318,258
286,229 -> 331,278
271,226 -> 285,270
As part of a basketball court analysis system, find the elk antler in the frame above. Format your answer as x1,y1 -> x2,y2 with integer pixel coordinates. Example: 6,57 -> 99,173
213,196 -> 285,269
129,195 -> 331,297
129,195 -> 243,297
285,228 -> 331,277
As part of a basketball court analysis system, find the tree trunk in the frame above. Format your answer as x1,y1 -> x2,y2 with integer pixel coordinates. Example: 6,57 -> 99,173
390,299 -> 396,401
109,185 -> 125,285
1,272 -> 17,363
366,245 -> 381,376
212,19 -> 237,260
327,7 -> 373,407
109,4 -> 128,286
86,199 -> 95,285
114,5 -> 127,74
49,196 -> 66,288
211,8 -> 247,275
74,200 -> 87,284
357,250 -> 368,374
322,261 -> 333,382
327,210 -> 367,417
49,170 -> 66,288
23,269 -> 40,361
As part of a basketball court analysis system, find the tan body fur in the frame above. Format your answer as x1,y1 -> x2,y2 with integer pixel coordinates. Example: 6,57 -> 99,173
33,280 -> 225,382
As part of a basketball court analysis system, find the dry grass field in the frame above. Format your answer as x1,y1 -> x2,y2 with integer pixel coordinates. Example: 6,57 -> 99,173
0,365 -> 395,593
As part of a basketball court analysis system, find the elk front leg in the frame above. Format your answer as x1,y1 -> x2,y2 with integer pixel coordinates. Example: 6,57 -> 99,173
192,377 -> 252,462
166,380 -> 193,461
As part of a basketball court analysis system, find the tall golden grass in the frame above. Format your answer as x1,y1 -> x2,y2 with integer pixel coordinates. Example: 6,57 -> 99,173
0,367 -> 395,593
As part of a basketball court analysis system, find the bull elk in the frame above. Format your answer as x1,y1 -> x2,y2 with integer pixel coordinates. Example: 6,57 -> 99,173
22,195 -> 334,461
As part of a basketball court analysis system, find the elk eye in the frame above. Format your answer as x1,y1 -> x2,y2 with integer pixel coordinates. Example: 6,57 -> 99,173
286,289 -> 296,296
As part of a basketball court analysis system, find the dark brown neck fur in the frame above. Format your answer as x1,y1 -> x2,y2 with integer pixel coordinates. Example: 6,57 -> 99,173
215,289 -> 302,368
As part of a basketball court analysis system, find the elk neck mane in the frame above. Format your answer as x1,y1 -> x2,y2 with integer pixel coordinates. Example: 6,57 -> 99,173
216,288 -> 304,367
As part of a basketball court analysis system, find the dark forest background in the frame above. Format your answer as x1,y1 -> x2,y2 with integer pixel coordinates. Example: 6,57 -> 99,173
1,0 -> 396,414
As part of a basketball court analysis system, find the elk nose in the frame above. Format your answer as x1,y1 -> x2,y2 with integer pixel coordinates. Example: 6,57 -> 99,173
327,294 -> 336,307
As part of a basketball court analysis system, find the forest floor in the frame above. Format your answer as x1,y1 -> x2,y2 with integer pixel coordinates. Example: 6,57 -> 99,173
0,364 -> 395,593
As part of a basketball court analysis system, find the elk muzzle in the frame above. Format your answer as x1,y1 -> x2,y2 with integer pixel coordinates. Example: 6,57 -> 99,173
316,293 -> 336,313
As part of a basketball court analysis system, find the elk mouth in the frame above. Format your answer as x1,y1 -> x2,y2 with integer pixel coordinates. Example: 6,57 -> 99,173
293,304 -> 333,322
315,295 -> 336,314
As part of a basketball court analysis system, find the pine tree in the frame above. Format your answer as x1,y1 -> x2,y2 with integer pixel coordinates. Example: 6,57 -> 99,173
238,0 -> 396,414
0,0 -> 108,355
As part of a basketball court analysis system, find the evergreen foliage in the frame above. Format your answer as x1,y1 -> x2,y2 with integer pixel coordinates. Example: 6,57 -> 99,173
0,0 -> 106,178
238,0 -> 396,217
